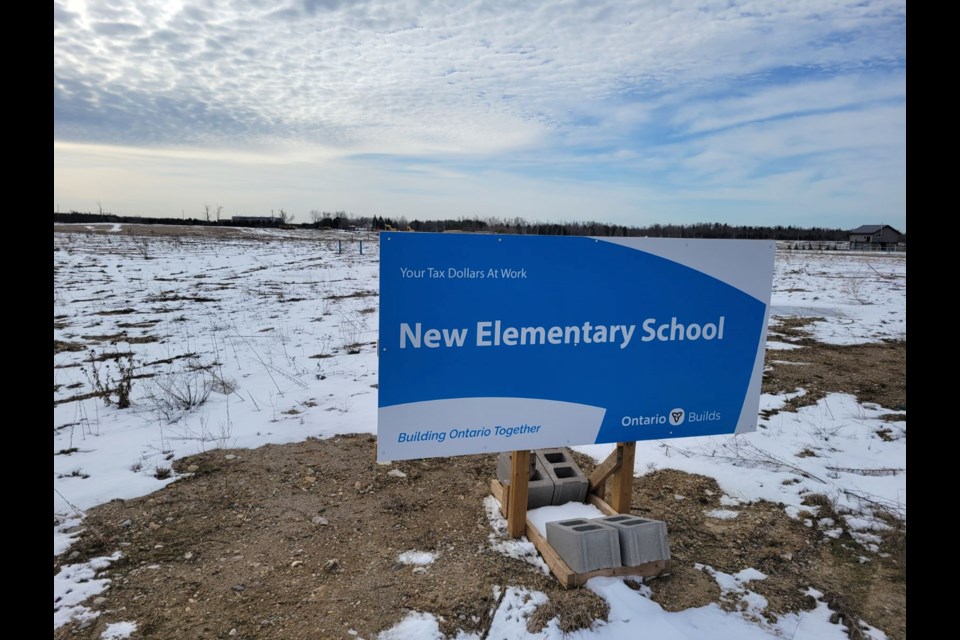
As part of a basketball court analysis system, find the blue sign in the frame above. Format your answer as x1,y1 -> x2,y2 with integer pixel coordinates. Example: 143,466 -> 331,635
377,233 -> 775,461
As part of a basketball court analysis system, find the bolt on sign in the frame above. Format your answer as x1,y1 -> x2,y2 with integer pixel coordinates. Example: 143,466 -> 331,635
377,233 -> 775,461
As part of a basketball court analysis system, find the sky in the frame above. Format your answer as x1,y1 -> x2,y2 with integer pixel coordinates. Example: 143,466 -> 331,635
53,1 -> 906,231
54,227 -> 905,638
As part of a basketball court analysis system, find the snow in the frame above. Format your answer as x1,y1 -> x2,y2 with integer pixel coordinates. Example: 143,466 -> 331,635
483,496 -> 550,575
54,230 -> 904,638
704,509 -> 740,520
374,576 -> 863,640
600,392 -> 906,532
526,501 -> 608,537
398,550 -> 438,565
769,250 -> 905,345
101,621 -> 137,639
765,341 -> 802,351
701,565 -> 767,593
53,552 -> 120,630
375,611 -> 449,640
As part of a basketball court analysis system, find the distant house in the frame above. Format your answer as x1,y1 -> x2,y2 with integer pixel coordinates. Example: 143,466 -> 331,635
848,225 -> 905,250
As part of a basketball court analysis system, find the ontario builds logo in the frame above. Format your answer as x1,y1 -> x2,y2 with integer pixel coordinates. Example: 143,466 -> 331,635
669,408 -> 724,425
620,409 -> 683,427
621,407 -> 720,429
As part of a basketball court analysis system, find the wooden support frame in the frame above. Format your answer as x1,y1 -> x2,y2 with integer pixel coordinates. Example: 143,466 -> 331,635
490,477 -> 669,587
506,450 -> 530,538
587,442 -> 636,514
492,445 -> 669,588
609,442 -> 636,513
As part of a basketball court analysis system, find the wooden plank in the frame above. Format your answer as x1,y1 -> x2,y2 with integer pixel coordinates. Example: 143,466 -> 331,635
524,516 -> 575,588
587,446 -> 622,496
568,559 -> 672,587
492,478 -> 575,587
507,450 -> 530,538
489,478 -> 504,502
491,479 -> 669,588
586,492 -> 618,516
489,479 -> 507,517
609,442 -> 636,513
525,515 -> 670,588
496,479 -> 618,522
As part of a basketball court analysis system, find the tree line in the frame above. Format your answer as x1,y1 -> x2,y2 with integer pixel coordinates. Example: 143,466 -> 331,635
54,211 -> 867,241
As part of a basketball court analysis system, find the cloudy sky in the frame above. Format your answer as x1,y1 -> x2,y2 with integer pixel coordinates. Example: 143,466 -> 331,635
54,1 -> 906,230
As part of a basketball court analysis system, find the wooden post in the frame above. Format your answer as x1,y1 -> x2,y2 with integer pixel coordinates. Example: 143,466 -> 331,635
609,442 -> 636,514
507,450 -> 530,538
587,446 -> 623,497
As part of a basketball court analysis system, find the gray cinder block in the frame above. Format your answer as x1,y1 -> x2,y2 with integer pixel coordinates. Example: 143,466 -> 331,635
496,451 -> 537,482
545,518 -> 622,574
536,449 -> 588,505
537,448 -> 573,467
597,515 -> 670,566
499,454 -> 555,510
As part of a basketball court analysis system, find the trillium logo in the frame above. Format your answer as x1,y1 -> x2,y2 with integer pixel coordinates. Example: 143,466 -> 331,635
668,408 -> 685,426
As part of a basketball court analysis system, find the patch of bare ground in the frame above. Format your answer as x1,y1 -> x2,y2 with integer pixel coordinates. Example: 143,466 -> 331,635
54,340 -> 86,354
54,223 -> 378,242
569,453 -> 904,640
54,329 -> 905,640
324,290 -> 378,300
54,437 -> 608,640
54,223 -> 270,240
81,333 -> 160,345
55,440 -> 905,640
764,318 -> 905,415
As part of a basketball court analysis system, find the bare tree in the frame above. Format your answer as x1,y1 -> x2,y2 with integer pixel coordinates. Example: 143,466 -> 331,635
203,203 -> 212,222
215,204 -> 224,222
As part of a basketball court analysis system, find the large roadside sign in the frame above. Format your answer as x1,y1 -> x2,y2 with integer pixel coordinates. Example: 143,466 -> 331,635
376,233 -> 775,461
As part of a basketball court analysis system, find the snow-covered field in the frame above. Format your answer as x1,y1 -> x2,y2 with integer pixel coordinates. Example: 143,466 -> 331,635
54,227 -> 905,639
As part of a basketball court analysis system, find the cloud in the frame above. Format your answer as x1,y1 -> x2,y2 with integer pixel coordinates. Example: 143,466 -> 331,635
53,1 -> 905,228
55,1 -> 904,148
672,71 -> 906,136
54,1 -> 78,27
91,21 -> 143,37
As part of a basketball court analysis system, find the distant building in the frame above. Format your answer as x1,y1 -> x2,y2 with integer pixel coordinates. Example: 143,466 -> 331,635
848,225 -> 905,251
